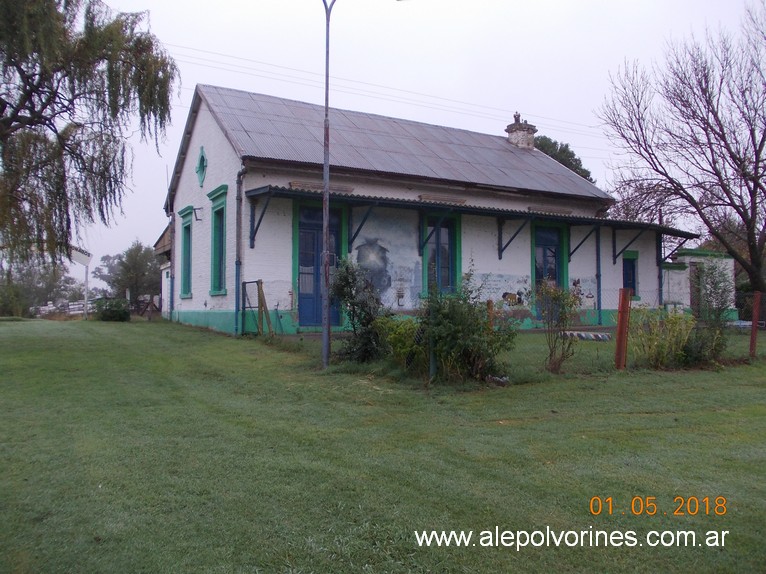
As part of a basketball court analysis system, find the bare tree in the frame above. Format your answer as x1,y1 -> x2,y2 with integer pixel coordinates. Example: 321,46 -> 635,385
600,1 -> 766,292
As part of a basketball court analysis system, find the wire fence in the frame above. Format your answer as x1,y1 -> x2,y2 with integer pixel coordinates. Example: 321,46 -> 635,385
736,292 -> 765,327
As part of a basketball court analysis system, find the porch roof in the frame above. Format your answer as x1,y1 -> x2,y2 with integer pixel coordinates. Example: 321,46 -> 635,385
244,184 -> 699,240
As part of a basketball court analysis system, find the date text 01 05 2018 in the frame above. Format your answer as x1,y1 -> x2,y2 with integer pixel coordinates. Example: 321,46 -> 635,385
589,496 -> 728,517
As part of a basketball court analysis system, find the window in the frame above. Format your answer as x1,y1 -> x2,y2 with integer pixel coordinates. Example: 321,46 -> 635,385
623,250 -> 638,297
424,216 -> 458,293
534,226 -> 563,286
195,147 -> 207,187
210,206 -> 225,293
178,206 -> 194,298
208,185 -> 228,295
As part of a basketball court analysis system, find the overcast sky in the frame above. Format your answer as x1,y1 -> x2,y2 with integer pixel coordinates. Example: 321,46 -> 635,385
76,0 -> 749,273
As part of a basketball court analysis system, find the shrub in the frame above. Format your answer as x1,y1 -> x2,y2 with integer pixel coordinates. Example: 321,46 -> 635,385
684,262 -> 732,364
374,315 -> 426,373
330,258 -> 389,362
533,281 -> 582,373
628,307 -> 695,369
94,298 -> 130,322
419,273 -> 516,383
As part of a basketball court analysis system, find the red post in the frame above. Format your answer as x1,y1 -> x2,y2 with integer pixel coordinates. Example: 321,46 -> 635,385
614,288 -> 632,370
750,291 -> 761,359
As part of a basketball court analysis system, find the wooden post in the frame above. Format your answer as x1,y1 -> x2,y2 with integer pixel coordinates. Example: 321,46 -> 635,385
487,299 -> 494,331
614,288 -> 632,370
750,291 -> 761,359
256,279 -> 273,336
256,280 -> 264,335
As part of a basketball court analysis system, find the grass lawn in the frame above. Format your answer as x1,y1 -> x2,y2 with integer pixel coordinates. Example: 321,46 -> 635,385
1,319 -> 764,573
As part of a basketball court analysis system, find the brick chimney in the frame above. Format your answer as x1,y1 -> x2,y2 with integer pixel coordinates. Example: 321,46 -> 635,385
505,112 -> 537,149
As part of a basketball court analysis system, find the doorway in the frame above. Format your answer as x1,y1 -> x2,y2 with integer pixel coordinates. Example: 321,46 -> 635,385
297,206 -> 341,326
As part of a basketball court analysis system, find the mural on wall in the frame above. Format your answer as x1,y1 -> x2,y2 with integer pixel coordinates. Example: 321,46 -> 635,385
571,276 -> 598,309
355,238 -> 391,293
477,273 -> 530,308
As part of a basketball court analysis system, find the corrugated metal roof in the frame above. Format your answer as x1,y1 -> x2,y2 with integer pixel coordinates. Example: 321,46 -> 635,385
195,84 -> 612,202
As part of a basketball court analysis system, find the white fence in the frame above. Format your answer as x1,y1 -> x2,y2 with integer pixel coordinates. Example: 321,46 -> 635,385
32,300 -> 96,317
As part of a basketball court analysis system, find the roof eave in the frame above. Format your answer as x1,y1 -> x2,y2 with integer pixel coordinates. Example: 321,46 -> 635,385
165,89 -> 204,215
241,156 -> 615,208
245,184 -> 697,240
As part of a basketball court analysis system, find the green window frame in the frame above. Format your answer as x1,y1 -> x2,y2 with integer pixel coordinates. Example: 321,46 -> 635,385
532,223 -> 569,288
623,250 -> 638,298
422,214 -> 461,294
178,205 -> 194,299
207,185 -> 228,296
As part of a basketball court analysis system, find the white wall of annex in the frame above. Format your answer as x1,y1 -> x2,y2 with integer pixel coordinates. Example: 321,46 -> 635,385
599,230 -> 660,308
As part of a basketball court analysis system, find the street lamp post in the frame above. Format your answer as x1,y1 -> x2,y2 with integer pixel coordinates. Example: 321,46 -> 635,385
321,0 -> 336,369
320,0 -> 405,368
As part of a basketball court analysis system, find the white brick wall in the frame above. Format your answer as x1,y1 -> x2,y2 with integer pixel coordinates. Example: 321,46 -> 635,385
168,106 -> 670,325
171,101 -> 242,313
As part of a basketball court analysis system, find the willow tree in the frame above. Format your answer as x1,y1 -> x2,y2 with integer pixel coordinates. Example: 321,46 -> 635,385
599,1 -> 766,292
0,0 -> 178,263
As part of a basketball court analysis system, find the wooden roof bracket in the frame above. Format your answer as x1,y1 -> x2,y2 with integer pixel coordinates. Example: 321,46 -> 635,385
348,203 -> 377,252
248,189 -> 273,249
419,212 -> 450,256
613,228 -> 646,264
497,218 -> 529,260
661,237 -> 691,262
569,225 -> 599,262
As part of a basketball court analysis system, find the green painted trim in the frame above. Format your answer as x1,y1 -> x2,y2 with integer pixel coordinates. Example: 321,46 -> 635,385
209,190 -> 227,295
180,304 -> 745,335
180,215 -> 193,298
196,147 -> 208,187
675,248 -> 733,259
530,221 -> 570,288
662,262 -> 688,271
455,214 -> 463,285
622,252 -> 638,297
206,184 -> 228,203
174,309 -> 235,334
420,212 -> 462,295
178,205 -> 194,218
292,202 -> 299,310
623,249 -> 639,260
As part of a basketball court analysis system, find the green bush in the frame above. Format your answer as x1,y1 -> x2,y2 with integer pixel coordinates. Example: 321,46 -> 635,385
684,262 -> 731,364
419,274 -> 517,383
94,298 -> 130,322
683,327 -> 725,366
330,259 -> 389,362
533,281 -> 582,373
374,315 -> 426,373
628,307 -> 695,369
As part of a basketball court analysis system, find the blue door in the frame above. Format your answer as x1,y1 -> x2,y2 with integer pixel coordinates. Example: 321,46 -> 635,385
298,207 -> 341,326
